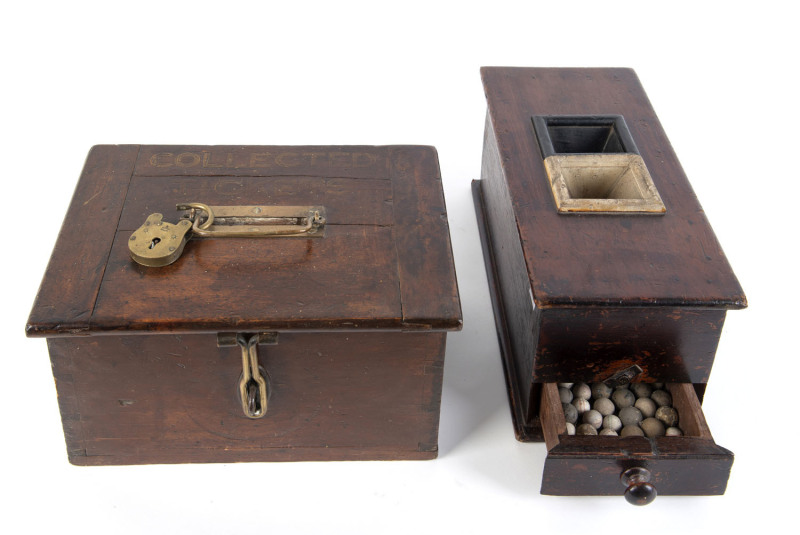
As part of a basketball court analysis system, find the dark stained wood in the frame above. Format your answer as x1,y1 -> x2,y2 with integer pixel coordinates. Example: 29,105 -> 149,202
476,67 -> 746,430
539,383 -> 733,496
476,67 -> 744,496
118,176 -> 393,230
534,307 -> 726,384
92,225 -> 403,333
390,146 -> 462,328
479,122 -> 538,405
472,179 -> 543,441
26,145 -> 139,336
49,332 -> 447,465
474,180 -> 726,423
135,145 -> 392,179
542,452 -> 733,496
27,145 -> 461,337
481,67 -> 746,309
30,144 -> 460,465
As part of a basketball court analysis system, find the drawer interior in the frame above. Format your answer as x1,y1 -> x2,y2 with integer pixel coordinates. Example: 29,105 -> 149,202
540,382 -> 733,497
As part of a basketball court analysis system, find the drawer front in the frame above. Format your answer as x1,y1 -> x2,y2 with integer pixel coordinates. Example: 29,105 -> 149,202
540,383 -> 733,497
542,440 -> 733,496
48,332 -> 445,465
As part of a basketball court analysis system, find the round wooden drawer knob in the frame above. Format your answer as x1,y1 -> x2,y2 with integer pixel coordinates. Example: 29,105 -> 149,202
620,467 -> 657,505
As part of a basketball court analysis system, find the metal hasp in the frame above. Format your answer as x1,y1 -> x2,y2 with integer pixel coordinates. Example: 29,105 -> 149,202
177,203 -> 326,238
128,203 -> 326,267
217,333 -> 277,419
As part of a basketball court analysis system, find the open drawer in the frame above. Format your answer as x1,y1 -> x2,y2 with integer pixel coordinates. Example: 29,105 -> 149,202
540,383 -> 733,502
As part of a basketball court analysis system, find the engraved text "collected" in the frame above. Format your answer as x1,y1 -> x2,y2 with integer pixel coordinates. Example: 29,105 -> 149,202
148,151 -> 380,169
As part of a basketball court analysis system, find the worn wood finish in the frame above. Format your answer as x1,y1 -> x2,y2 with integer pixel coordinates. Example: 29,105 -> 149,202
27,145 -> 461,336
534,307 -> 726,385
27,145 -> 139,336
50,332 -> 445,465
476,67 -> 744,496
540,382 -> 733,496
477,67 -> 746,430
481,67 -> 746,309
476,173 -> 723,433
389,147 -> 461,327
93,225 -> 403,333
134,145 -> 390,179
118,176 -> 394,230
29,144 -> 461,464
542,450 -> 733,496
472,179 -> 543,440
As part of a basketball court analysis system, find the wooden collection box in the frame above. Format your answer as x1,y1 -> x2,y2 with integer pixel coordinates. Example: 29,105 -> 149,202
27,144 -> 461,465
473,68 -> 746,502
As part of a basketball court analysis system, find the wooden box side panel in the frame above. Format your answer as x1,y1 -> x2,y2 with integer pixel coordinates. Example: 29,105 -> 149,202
49,332 -> 446,465
534,308 -> 726,384
479,113 -> 539,422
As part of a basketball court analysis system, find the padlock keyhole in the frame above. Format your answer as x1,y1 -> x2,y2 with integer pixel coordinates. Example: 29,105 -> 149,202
149,237 -> 161,249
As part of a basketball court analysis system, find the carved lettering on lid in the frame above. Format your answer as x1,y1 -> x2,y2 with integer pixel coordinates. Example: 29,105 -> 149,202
147,150 -> 380,170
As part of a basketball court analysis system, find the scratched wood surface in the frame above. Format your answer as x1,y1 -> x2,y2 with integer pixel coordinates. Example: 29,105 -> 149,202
481,67 -> 746,309
475,68 -> 741,497
28,144 -> 460,464
27,145 -> 461,336
477,68 -> 745,428
49,332 -> 446,464
26,145 -> 139,336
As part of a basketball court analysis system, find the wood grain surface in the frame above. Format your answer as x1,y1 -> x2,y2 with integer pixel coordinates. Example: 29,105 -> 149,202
481,67 -> 746,309
475,68 -> 741,496
28,144 -> 460,465
27,145 -> 461,336
26,145 -> 139,336
49,332 -> 446,465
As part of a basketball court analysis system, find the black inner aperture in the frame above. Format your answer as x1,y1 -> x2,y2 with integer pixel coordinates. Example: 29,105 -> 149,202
547,124 -> 624,154
532,115 -> 640,158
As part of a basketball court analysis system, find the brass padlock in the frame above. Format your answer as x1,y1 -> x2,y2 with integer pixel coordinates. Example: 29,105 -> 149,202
128,203 -> 326,267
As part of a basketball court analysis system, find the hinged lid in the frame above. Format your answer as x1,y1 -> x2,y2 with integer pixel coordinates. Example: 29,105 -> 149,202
27,145 -> 461,337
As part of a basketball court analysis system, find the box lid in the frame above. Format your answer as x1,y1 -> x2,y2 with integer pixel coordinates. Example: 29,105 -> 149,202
27,145 -> 461,337
481,67 -> 746,309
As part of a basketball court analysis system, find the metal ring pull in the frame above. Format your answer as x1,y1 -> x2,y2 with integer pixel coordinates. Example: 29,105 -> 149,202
236,334 -> 270,419
177,202 -> 215,230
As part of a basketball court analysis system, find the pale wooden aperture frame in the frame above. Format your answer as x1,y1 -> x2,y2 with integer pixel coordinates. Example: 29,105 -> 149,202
543,154 -> 666,214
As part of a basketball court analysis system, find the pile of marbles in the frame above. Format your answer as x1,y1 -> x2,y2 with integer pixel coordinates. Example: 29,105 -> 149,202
559,382 -> 683,437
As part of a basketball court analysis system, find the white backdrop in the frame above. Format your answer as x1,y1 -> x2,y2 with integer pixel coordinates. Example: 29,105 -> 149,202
2,1 -> 796,532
